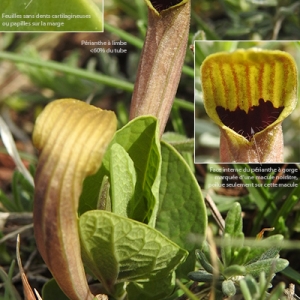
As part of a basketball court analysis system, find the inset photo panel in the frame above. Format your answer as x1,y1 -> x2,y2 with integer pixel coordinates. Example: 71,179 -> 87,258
194,41 -> 300,164
0,0 -> 103,31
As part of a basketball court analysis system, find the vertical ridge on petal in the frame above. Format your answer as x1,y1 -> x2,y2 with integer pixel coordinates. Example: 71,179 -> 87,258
33,99 -> 117,299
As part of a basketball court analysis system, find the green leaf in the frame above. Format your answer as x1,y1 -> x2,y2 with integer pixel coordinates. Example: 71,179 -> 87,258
195,245 -> 225,277
199,240 -> 224,273
79,210 -> 188,296
282,266 -> 300,284
0,263 -> 22,300
245,258 -> 289,278
79,169 -> 106,214
42,279 -> 69,300
224,202 -> 243,237
246,234 -> 284,263
234,164 -> 277,220
187,270 -> 215,282
107,116 -> 161,226
155,141 -> 207,277
79,116 -> 161,226
1,0 -> 102,31
162,132 -> 194,152
97,175 -> 111,211
272,185 -> 300,230
258,247 -> 281,261
258,271 -> 267,291
175,278 -> 199,300
222,279 -> 236,297
239,275 -> 259,300
268,282 -> 286,300
221,233 -> 232,268
126,272 -> 176,300
230,246 -> 251,266
109,143 -> 136,218
195,249 -> 214,274
222,203 -> 246,267
223,265 -> 246,278
0,188 -> 17,211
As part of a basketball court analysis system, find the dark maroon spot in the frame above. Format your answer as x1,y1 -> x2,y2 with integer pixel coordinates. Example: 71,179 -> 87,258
150,0 -> 182,12
216,98 -> 284,141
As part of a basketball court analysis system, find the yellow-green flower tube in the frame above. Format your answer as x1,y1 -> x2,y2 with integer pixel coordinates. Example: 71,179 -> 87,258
33,99 -> 117,300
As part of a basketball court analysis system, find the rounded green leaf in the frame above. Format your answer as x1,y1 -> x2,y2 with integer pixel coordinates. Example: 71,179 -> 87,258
155,141 -> 207,276
126,273 -> 176,300
107,116 -> 161,226
79,210 -> 188,295
79,116 -> 161,226
157,140 -> 207,247
222,279 -> 236,297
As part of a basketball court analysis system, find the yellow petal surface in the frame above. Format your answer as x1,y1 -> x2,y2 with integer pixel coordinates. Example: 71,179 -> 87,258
33,99 -> 117,300
200,48 -> 298,162
201,49 -> 297,129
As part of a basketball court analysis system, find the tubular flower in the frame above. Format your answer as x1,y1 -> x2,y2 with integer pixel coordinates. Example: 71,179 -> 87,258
130,0 -> 190,136
33,99 -> 117,300
200,49 -> 298,162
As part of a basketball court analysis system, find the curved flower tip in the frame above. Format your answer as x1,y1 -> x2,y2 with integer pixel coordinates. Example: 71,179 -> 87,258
200,49 -> 298,162
33,99 -> 117,300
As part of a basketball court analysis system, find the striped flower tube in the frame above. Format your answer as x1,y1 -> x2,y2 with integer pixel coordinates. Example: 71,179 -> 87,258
200,49 -> 298,162
33,99 -> 117,299
130,0 -> 190,136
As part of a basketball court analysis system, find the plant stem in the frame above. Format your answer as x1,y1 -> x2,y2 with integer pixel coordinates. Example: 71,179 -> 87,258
130,0 -> 191,136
